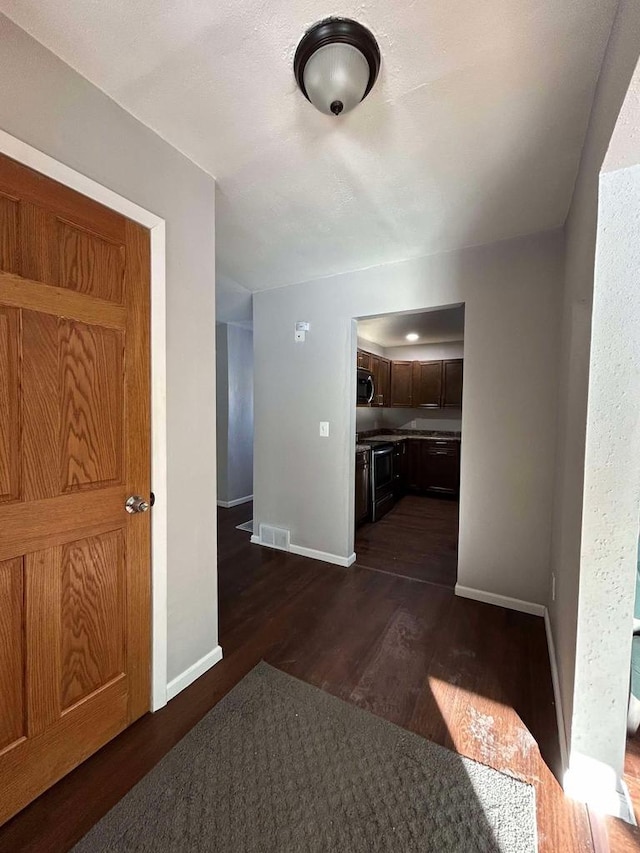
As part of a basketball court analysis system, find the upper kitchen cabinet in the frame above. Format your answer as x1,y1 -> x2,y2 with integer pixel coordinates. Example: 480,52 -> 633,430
390,361 -> 414,406
357,350 -> 372,370
356,347 -> 463,410
374,357 -> 390,407
442,359 -> 463,408
370,354 -> 380,405
412,361 -> 443,408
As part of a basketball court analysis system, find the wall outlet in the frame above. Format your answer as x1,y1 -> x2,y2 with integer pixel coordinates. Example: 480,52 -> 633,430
410,420 -> 417,429
294,330 -> 305,342
319,421 -> 329,437
551,573 -> 556,602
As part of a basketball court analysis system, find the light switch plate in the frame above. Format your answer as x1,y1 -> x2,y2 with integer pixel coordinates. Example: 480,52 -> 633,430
319,421 -> 329,437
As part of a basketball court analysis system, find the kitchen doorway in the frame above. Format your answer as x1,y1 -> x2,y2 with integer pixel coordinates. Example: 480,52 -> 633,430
353,306 -> 464,587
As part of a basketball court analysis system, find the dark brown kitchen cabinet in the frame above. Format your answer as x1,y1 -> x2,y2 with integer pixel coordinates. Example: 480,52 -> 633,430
375,357 -> 390,407
407,439 -> 460,496
392,439 -> 408,496
413,361 -> 443,408
355,448 -> 370,525
390,361 -> 414,406
442,359 -> 463,408
357,350 -> 372,370
423,442 -> 460,494
356,348 -> 463,410
370,355 -> 380,406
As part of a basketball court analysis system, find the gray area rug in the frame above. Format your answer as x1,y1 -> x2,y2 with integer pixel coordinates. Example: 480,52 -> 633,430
235,519 -> 254,533
73,663 -> 536,852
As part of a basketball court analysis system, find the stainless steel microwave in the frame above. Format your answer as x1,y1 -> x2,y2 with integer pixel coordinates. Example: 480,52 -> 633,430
357,368 -> 375,405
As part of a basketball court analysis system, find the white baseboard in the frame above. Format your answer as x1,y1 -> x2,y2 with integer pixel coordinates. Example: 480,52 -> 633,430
166,645 -> 223,701
290,543 -> 356,568
454,584 -> 546,617
250,534 -> 356,568
217,494 -> 253,508
544,609 -> 569,774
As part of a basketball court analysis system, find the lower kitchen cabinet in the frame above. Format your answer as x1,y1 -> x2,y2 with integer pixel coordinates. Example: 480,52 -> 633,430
355,448 -> 371,525
407,439 -> 460,496
392,439 -> 408,496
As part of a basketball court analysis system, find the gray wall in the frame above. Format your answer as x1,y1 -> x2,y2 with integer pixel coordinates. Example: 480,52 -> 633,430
549,0 -> 640,758
0,16 -> 218,683
217,323 -> 254,504
216,325 -> 230,501
254,229 -> 563,604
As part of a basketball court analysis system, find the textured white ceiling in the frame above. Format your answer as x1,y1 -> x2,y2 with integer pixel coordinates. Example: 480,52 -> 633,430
358,306 -> 464,347
1,0 -> 619,291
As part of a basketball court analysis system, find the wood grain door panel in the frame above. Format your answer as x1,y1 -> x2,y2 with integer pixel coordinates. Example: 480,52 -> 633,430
0,307 -> 20,504
0,193 -> 20,274
0,154 -> 150,825
60,530 -> 126,710
60,320 -> 124,492
0,557 -> 25,752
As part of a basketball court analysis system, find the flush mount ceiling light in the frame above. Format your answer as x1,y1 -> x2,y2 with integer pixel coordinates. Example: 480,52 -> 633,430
406,333 -> 419,341
294,17 -> 381,116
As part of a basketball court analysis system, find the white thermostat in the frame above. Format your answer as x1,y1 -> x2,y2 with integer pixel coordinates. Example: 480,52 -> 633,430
294,320 -> 310,342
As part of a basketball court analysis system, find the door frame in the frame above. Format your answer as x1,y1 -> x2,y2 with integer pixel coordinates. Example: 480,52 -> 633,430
0,128 -> 169,712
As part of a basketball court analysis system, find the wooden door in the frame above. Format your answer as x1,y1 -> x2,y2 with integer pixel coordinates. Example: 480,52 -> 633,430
442,359 -> 463,408
414,361 -> 443,408
0,155 -> 151,824
390,361 -> 413,406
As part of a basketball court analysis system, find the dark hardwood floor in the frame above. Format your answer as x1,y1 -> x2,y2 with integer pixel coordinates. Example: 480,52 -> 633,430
0,502 -> 595,852
355,494 -> 459,586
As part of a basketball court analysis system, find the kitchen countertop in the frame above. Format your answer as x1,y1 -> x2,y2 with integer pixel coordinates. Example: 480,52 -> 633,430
355,444 -> 371,452
360,433 -> 461,443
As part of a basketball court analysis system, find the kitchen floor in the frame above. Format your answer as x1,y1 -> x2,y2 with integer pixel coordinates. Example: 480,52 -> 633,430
355,494 -> 458,587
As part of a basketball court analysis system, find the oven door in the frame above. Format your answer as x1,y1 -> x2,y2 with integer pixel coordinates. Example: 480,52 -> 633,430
372,445 -> 394,497
370,444 -> 395,521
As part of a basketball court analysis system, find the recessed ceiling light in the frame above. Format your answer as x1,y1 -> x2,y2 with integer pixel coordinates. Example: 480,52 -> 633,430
406,333 -> 419,341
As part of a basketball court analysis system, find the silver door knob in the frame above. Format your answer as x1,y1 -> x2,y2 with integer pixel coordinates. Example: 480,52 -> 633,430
126,495 -> 150,514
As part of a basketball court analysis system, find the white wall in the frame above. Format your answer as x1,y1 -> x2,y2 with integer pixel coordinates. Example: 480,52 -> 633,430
566,162 -> 640,796
549,0 -> 640,768
217,323 -> 254,504
356,336 -> 385,357
254,229 -> 563,604
0,16 -> 219,685
383,341 -> 464,361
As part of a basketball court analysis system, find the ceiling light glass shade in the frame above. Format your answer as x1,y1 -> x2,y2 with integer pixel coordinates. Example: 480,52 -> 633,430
406,333 -> 419,341
294,18 -> 381,117
303,43 -> 370,116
